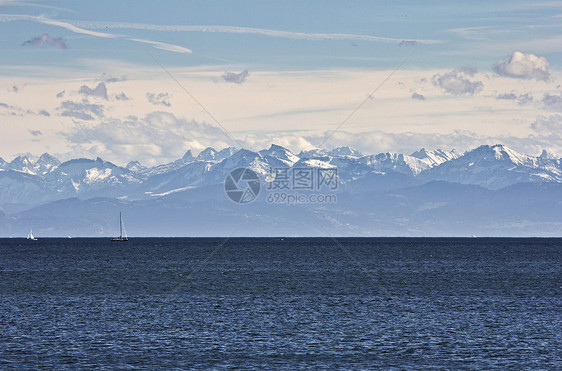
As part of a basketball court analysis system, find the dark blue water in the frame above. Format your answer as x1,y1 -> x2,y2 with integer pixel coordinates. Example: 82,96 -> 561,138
1,238 -> 560,369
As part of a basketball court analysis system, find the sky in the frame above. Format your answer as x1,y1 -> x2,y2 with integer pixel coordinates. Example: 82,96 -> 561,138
0,0 -> 561,166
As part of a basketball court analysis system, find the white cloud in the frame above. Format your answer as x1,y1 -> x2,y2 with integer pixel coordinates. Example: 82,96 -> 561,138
128,38 -> 192,54
79,82 -> 108,100
23,33 -> 67,49
496,91 -> 534,105
114,92 -> 129,101
432,68 -> 483,95
1,66 -> 558,164
531,114 -> 562,134
493,52 -> 550,81
541,93 -> 562,112
146,92 -> 171,107
0,102 -> 51,117
399,40 -> 419,46
58,100 -> 104,120
221,70 -> 249,84
0,14 -> 193,54
71,20 -> 443,45
96,73 -> 127,83
306,129 -> 561,158
238,133 -> 316,153
33,15 -> 116,39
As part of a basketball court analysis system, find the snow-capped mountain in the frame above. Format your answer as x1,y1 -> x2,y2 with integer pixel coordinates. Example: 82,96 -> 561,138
35,153 -> 61,175
260,144 -> 300,167
0,144 -> 560,212
4,155 -> 35,174
421,144 -> 562,189
298,146 -> 364,159
197,146 -> 238,162
0,143 -> 560,236
358,148 -> 461,176
45,157 -> 140,196
0,153 -> 61,175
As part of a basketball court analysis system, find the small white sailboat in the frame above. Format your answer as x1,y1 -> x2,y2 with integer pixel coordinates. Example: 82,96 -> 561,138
27,229 -> 38,241
110,212 -> 128,242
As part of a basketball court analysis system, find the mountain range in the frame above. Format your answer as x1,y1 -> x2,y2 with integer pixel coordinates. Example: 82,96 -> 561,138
0,144 -> 560,237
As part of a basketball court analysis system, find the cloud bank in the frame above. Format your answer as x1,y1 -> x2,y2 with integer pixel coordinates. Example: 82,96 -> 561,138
64,112 -> 233,165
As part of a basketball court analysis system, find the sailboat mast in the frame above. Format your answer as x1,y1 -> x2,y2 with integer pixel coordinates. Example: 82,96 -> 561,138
119,212 -> 123,238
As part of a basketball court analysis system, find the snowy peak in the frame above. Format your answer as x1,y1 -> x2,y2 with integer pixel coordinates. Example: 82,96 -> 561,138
422,144 -> 562,189
411,148 -> 459,163
259,144 -> 300,166
491,144 -> 529,165
126,161 -> 145,172
216,147 -> 238,161
410,148 -> 430,159
293,158 -> 335,169
539,149 -> 556,160
217,149 -> 269,175
297,146 -> 363,160
467,144 -> 536,167
197,147 -> 218,161
3,153 -> 61,175
225,148 -> 262,163
328,146 -> 363,158
46,157 -> 139,196
7,155 -> 34,173
408,148 -> 461,174
35,153 -> 60,175
360,152 -> 419,175
298,148 -> 329,158
193,147 -> 237,162
182,150 -> 195,163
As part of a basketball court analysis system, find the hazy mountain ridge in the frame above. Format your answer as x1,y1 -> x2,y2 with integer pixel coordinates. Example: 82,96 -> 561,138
2,181 -> 560,237
0,144 -> 561,236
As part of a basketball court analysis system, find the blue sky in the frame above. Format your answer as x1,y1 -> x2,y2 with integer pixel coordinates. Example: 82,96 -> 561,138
0,1 -> 561,165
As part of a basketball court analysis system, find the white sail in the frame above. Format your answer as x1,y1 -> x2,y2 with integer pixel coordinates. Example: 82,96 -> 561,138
111,212 -> 129,241
121,214 -> 128,239
27,229 -> 37,240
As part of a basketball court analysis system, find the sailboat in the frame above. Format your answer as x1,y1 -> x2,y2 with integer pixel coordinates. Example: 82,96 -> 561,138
27,229 -> 38,241
110,212 -> 129,242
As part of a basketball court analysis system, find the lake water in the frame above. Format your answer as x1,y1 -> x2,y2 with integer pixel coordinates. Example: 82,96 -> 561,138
1,237 -> 560,369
